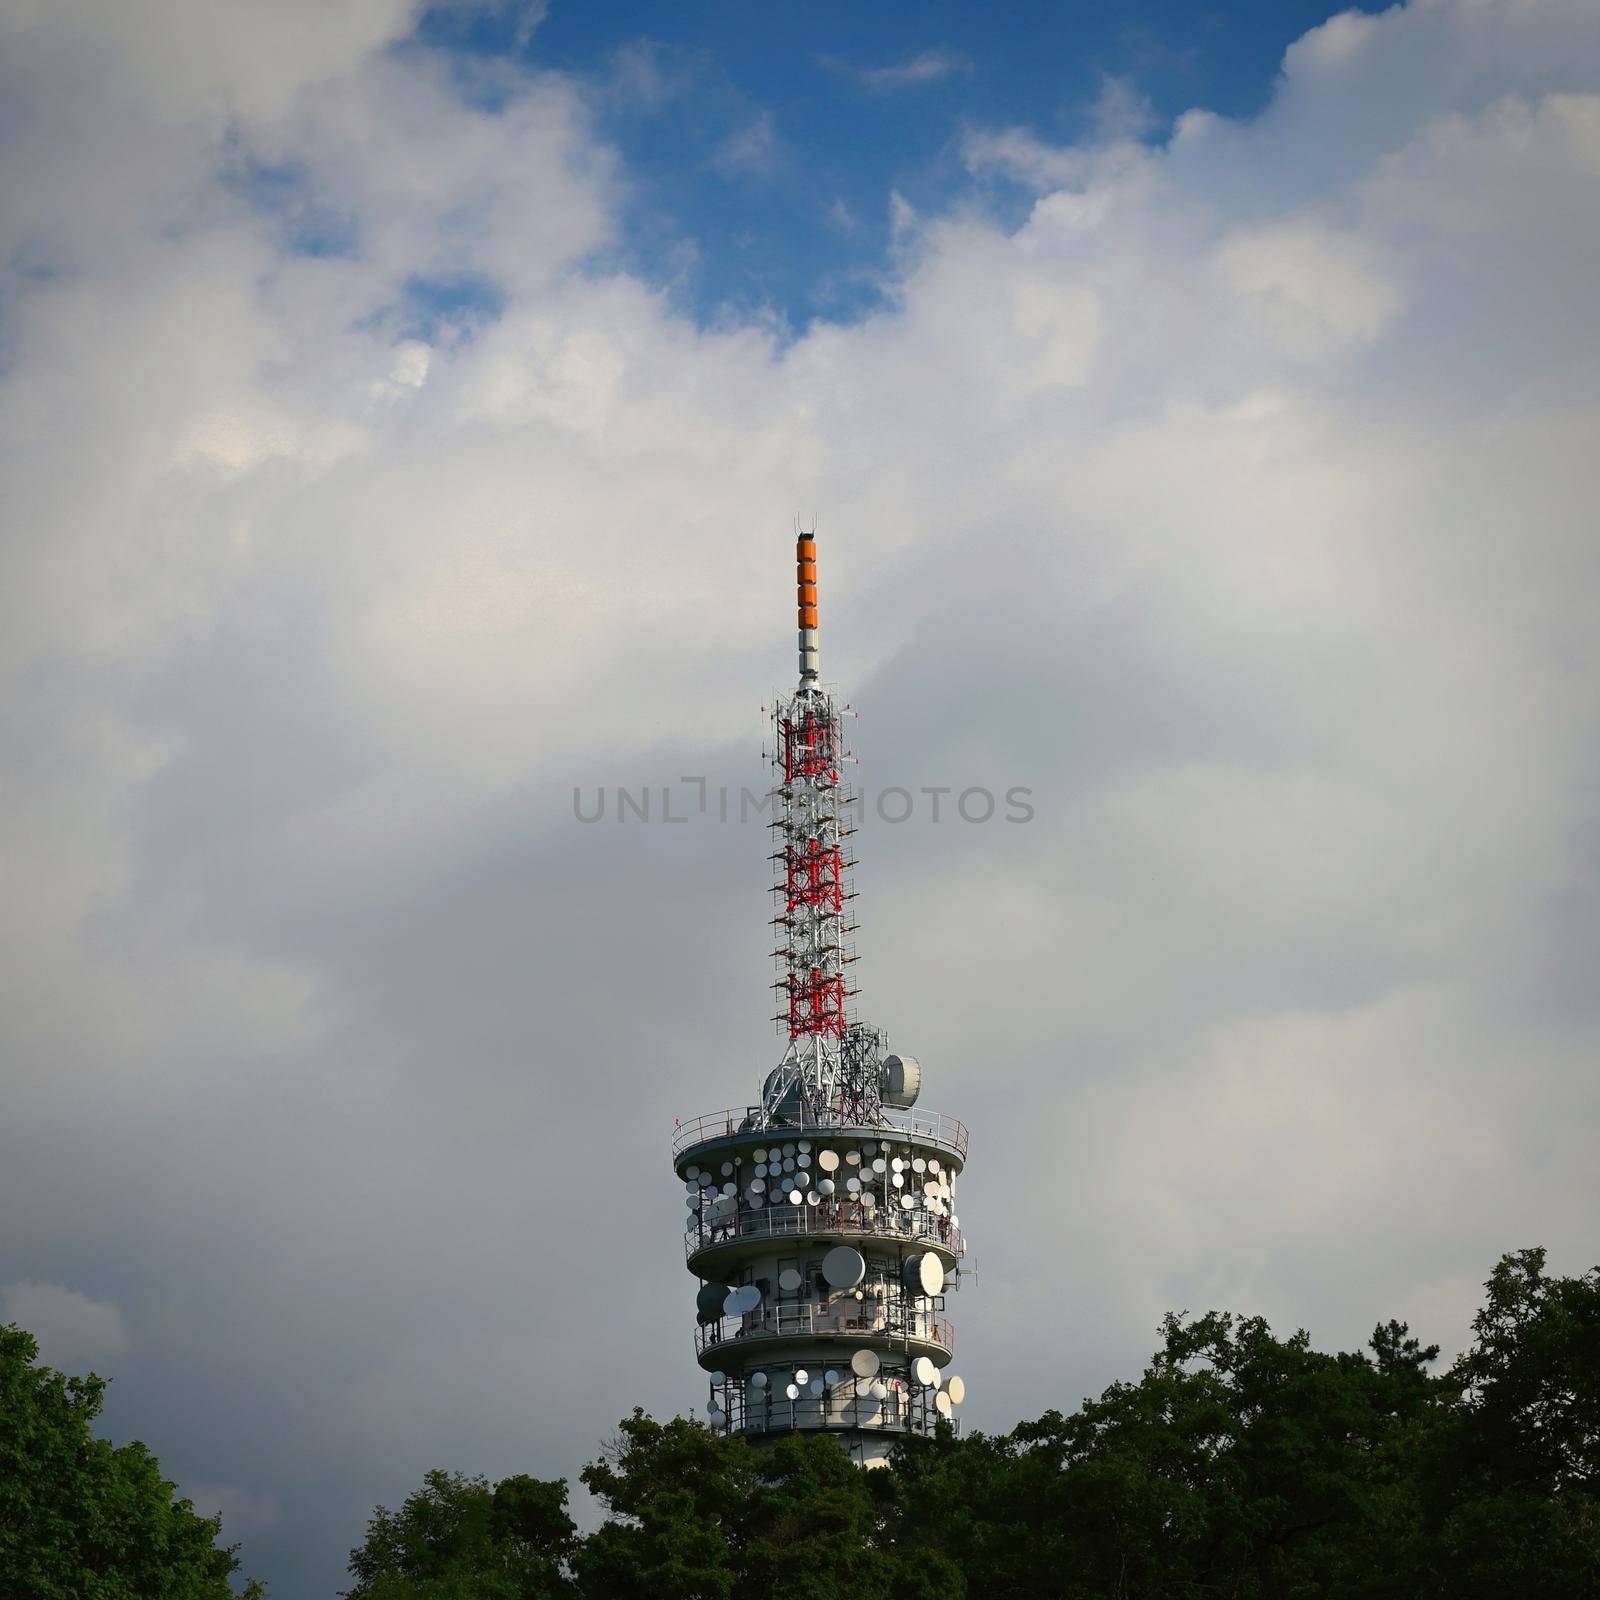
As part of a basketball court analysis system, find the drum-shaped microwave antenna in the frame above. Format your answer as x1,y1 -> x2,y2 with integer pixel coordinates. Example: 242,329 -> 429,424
879,1053 -> 922,1109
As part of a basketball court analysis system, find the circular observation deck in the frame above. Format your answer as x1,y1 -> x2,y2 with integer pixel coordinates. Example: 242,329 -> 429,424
672,1105 -> 968,1172
695,1300 -> 954,1370
712,1381 -> 958,1445
686,1196 -> 963,1276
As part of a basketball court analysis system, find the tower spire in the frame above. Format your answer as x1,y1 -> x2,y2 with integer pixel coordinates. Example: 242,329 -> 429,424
797,530 -> 819,683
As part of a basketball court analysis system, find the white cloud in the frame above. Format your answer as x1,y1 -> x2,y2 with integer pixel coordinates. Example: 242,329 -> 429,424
1,1281 -> 130,1371
712,109 -> 778,178
1,0 -> 1599,1592
844,48 -> 971,93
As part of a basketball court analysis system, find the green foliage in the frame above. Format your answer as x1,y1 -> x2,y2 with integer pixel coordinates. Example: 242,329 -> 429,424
0,1322 -> 255,1599
341,1469 -> 575,1599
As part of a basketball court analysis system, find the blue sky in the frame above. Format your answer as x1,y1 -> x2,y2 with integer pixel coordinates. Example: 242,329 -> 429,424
423,0 -> 1377,325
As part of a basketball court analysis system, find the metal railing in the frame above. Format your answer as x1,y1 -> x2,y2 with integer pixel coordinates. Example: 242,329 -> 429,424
686,1199 -> 964,1262
695,1299 -> 954,1357
672,1104 -> 970,1161
707,1378 -> 957,1443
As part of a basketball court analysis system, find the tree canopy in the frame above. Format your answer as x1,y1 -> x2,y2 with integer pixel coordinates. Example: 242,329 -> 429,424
0,1322 -> 260,1599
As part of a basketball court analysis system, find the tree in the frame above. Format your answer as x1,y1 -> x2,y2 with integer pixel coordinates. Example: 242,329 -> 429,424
342,1469 -> 576,1599
0,1322 -> 260,1599
1422,1248 -> 1600,1599
883,1310 -> 1446,1598
575,1408 -> 955,1600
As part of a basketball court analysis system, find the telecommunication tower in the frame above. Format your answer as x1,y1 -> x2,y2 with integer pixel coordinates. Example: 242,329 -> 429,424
672,533 -> 971,1465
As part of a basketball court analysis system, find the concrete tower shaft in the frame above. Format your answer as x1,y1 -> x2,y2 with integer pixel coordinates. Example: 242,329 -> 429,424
672,533 -> 974,1463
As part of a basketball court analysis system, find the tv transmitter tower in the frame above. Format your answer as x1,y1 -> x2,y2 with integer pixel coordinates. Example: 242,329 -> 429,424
671,533 -> 971,1464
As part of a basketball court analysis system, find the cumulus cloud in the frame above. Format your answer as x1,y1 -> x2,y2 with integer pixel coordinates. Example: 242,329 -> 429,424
1,1281 -> 130,1371
1,1 -> 1599,1595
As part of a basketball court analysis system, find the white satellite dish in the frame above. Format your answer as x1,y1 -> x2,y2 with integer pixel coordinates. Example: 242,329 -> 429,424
892,1172 -> 905,1188
861,1194 -> 876,1209
912,1158 -> 927,1174
795,1368 -> 809,1384
928,1159 -> 941,1174
871,1380 -> 888,1401
871,1158 -> 886,1174
796,1153 -> 811,1169
788,1191 -> 803,1205
849,1348 -> 881,1377
817,1178 -> 835,1196
752,1149 -> 766,1163
751,1370 -> 768,1389
806,1192 -> 821,1206
785,1383 -> 799,1401
890,1157 -> 903,1172
778,1267 -> 803,1293
845,1150 -> 861,1166
797,1140 -> 811,1153
783,1158 -> 796,1172
794,1169 -> 810,1188
855,1377 -> 874,1397
923,1181 -> 940,1198
724,1284 -> 762,1316
750,1176 -> 766,1192
753,1162 -> 767,1177
846,1177 -> 861,1193
913,1356 -> 937,1387
721,1182 -> 736,1196
946,1376 -> 965,1405
900,1194 -> 915,1210
818,1149 -> 839,1171
781,1143 -> 795,1157
822,1245 -> 866,1289
710,1370 -> 726,1384
935,1391 -> 952,1417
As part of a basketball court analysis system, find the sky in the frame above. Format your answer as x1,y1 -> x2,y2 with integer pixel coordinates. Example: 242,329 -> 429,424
1,0 -> 1598,1595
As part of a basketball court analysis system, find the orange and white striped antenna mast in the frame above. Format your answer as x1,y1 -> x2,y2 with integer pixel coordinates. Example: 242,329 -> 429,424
796,527 -> 820,684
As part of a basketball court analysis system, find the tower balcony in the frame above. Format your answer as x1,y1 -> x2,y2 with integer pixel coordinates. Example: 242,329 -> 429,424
672,1104 -> 969,1171
685,1196 -> 964,1274
694,1299 -> 954,1367
711,1380 -> 959,1446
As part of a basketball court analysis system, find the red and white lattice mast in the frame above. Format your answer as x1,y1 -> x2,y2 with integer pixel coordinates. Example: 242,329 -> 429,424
763,531 -> 872,1121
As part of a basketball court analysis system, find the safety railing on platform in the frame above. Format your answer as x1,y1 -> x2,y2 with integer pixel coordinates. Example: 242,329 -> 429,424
686,1199 -> 963,1261
695,1299 -> 953,1357
707,1378 -> 957,1442
672,1105 -> 970,1161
